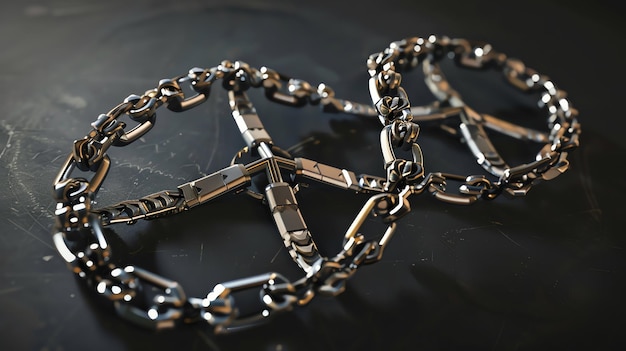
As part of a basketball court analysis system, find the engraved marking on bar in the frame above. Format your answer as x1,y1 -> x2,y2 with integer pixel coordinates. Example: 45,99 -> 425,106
178,164 -> 250,208
295,158 -> 362,191
230,91 -> 272,148
459,107 -> 507,177
265,182 -> 320,272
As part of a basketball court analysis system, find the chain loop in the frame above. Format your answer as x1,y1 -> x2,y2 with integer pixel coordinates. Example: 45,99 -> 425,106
367,35 -> 581,202
51,36 -> 580,332
52,60 -> 390,332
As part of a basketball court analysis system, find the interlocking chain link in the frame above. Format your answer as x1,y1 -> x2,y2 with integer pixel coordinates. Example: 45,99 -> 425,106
366,35 -> 581,204
51,36 -> 580,333
52,60 -> 402,332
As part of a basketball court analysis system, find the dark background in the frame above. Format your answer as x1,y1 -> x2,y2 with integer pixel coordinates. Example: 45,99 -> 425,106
1,1 -> 625,350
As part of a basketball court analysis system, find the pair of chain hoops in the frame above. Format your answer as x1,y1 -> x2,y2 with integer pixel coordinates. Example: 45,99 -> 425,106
52,35 -> 580,333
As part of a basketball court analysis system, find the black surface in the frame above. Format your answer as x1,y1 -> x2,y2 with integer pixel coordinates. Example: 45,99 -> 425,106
1,1 -> 625,350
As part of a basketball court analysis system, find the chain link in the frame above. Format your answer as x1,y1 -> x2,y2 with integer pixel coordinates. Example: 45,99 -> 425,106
52,36 -> 580,332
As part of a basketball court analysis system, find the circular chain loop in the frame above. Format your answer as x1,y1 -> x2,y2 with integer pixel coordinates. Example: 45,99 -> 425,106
367,35 -> 580,202
51,35 -> 580,333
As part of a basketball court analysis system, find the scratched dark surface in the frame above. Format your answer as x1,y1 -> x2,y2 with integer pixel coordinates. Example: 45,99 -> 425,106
1,1 -> 625,350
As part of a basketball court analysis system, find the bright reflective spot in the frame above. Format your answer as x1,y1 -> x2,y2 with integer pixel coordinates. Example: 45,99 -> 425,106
85,260 -> 93,268
156,295 -> 165,304
474,47 -> 484,57
476,154 -> 485,165
202,298 -> 210,307
262,294 -> 273,305
319,83 -> 329,97
69,216 -> 78,223
262,310 -> 270,317
111,268 -> 122,277
111,285 -> 122,295
148,308 -> 159,320
93,224 -> 108,249
343,237 -> 355,251
203,312 -> 212,321
208,284 -> 226,300
541,94 -> 551,104
267,279 -> 275,286
123,294 -> 132,302
165,288 -> 171,294
544,81 -> 556,94
97,281 -> 107,294
124,266 -> 135,273
72,203 -> 86,211
53,233 -> 76,262
428,35 -> 436,43
76,252 -> 85,258
531,74 -> 540,82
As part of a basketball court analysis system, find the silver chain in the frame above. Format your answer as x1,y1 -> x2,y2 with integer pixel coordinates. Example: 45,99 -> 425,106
51,36 -> 580,333
366,35 -> 580,204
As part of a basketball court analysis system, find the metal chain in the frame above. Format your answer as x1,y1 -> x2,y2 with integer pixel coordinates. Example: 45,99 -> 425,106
52,36 -> 580,333
366,35 -> 581,204
52,60 -> 400,332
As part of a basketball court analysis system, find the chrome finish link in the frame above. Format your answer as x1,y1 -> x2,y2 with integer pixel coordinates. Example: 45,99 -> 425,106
114,266 -> 187,330
295,158 -> 358,191
178,164 -> 250,209
344,193 -> 398,244
230,90 -> 272,148
54,153 -> 111,195
202,272 -> 295,333
95,190 -> 185,225
265,182 -> 320,274
459,106 -> 508,177
293,158 -> 386,193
